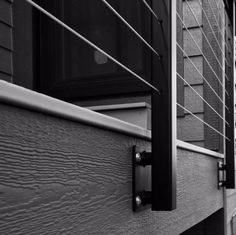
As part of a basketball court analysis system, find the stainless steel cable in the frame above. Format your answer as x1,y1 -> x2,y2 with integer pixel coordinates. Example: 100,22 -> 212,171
176,11 -> 227,90
197,0 -> 231,69
206,0 -> 223,33
185,0 -> 229,95
177,42 -> 229,111
177,72 -> 229,126
101,0 -> 161,58
140,0 -> 161,23
205,0 -> 232,70
26,0 -> 231,141
213,0 -> 222,15
25,0 -> 160,93
177,103 -> 230,141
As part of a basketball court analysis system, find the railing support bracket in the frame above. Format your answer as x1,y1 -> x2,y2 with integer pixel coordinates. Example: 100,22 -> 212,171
218,162 -> 227,189
132,146 -> 152,211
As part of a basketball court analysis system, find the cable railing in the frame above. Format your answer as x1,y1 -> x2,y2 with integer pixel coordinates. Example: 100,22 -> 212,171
205,0 -> 232,70
177,11 -> 227,94
177,42 -> 228,111
101,0 -> 161,58
177,103 -> 229,140
177,0 -> 233,147
25,0 -> 232,144
25,0 -> 160,93
177,72 -> 229,126
197,0 -> 231,70
185,0 -> 228,90
23,0 -> 235,206
140,0 -> 161,23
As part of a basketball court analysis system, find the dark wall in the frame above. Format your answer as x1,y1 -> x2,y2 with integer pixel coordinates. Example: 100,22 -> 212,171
0,0 -> 13,83
12,0 -> 34,89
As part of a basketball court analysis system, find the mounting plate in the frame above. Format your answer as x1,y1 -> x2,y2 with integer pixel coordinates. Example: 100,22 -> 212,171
132,146 -> 151,212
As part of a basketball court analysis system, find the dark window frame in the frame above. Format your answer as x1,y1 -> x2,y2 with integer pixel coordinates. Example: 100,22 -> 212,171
34,0 -> 153,101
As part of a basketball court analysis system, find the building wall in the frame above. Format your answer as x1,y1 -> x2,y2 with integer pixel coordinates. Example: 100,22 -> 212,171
0,0 -> 13,83
177,0 -> 225,151
0,0 -> 235,234
0,103 -> 223,234
177,0 -> 204,147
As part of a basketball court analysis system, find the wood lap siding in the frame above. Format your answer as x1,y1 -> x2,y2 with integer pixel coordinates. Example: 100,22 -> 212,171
0,103 -> 223,234
177,0 -> 204,147
0,0 -> 13,83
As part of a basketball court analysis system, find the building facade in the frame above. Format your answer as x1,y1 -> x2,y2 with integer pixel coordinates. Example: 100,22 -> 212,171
0,0 -> 235,234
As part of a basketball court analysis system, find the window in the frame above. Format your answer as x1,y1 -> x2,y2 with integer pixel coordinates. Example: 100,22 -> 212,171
35,0 -> 152,100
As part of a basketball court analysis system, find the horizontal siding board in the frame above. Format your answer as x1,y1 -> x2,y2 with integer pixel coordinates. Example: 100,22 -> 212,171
0,22 -> 12,50
177,114 -> 204,141
0,47 -> 12,75
183,28 -> 202,56
0,104 -> 223,234
184,85 -> 204,113
183,0 -> 202,28
0,0 -> 12,26
184,56 -> 203,85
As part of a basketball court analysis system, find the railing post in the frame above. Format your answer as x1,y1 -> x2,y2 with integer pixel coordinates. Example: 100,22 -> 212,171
225,0 -> 235,189
151,0 -> 177,210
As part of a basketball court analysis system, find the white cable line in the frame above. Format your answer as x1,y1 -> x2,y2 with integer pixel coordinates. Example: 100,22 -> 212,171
185,0 -> 229,95
101,0 -> 161,58
177,103 -> 230,141
140,0 -> 161,23
25,0 -> 160,93
206,0 -> 223,34
198,0 -> 222,47
213,0 -> 222,15
197,0 -> 231,70
206,0 -> 232,70
176,11 -> 226,89
176,42 -> 229,111
177,72 -> 229,126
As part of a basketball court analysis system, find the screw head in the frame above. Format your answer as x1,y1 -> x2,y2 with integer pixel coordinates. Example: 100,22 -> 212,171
135,196 -> 142,207
135,153 -> 142,163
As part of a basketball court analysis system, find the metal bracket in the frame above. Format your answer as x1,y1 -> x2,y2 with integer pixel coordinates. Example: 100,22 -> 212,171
132,146 -> 152,212
218,162 -> 226,188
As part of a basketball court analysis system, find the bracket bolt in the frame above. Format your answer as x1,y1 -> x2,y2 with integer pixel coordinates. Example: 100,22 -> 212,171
135,196 -> 142,207
135,153 -> 142,163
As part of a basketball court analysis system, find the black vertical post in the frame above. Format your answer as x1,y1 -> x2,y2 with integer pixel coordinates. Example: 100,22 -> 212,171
151,0 -> 177,210
225,1 -> 235,189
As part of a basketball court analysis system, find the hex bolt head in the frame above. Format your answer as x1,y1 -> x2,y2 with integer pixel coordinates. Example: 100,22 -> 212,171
135,196 -> 142,207
135,153 -> 142,163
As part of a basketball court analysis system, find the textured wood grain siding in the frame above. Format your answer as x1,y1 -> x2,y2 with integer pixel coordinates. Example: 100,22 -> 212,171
0,103 -> 223,234
0,0 -> 13,83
